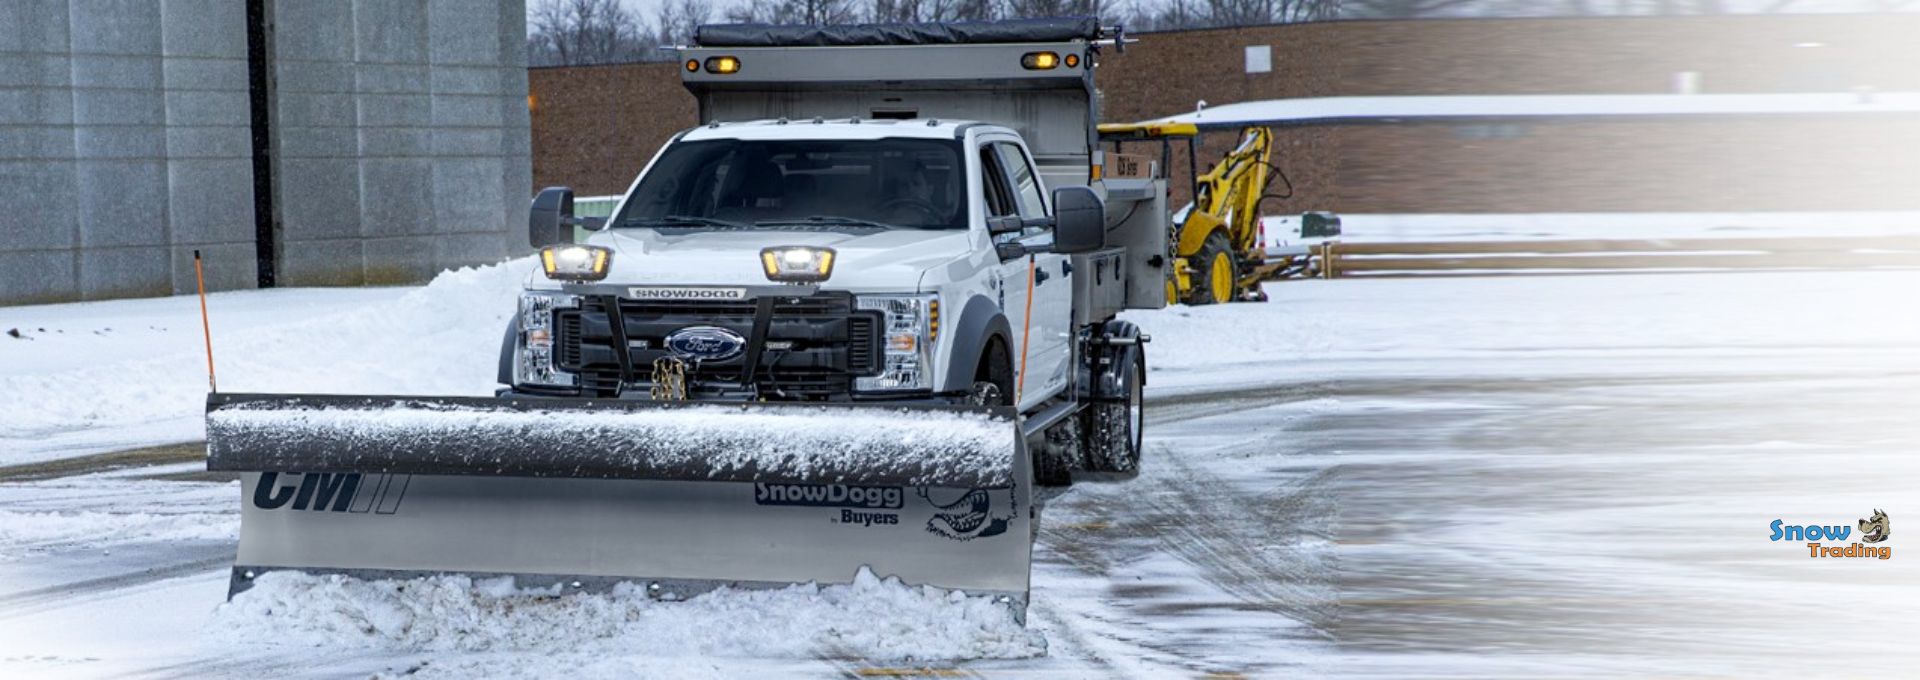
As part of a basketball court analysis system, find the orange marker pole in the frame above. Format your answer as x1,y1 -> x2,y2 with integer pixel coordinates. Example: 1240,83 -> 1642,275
194,250 -> 217,393
1016,254 -> 1036,402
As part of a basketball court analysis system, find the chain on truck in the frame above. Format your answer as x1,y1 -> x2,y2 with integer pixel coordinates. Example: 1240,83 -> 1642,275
203,18 -> 1177,622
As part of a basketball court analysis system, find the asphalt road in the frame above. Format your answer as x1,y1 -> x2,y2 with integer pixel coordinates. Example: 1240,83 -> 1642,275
7,355 -> 1914,679
1010,355 -> 1920,678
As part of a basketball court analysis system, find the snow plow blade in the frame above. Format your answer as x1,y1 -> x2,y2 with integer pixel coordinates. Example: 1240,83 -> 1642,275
205,393 -> 1033,615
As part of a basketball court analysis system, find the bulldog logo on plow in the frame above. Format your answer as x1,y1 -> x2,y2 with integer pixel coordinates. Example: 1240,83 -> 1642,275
919,487 -> 1016,541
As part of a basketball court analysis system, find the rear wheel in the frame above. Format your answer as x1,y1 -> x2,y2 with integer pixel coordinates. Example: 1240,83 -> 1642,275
1188,232 -> 1238,305
1084,351 -> 1144,477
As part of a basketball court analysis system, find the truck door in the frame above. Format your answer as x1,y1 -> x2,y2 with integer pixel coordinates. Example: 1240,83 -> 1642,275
986,139 -> 1073,405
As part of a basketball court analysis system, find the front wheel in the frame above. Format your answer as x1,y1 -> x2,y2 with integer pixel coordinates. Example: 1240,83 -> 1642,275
1084,352 -> 1144,478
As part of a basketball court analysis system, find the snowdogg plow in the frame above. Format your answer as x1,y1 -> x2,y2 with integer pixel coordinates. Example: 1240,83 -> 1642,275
207,394 -> 1034,607
208,18 -> 1174,621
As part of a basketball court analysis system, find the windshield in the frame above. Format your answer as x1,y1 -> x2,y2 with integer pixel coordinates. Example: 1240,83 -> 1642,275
612,137 -> 967,230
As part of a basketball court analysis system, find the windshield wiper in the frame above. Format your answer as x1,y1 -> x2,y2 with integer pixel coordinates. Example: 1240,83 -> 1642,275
620,215 -> 754,229
757,215 -> 904,230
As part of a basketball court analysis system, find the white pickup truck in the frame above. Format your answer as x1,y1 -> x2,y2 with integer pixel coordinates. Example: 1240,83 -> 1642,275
499,20 -> 1171,485
206,19 -> 1175,614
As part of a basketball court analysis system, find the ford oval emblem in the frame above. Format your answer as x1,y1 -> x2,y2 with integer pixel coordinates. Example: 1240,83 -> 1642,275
664,326 -> 747,361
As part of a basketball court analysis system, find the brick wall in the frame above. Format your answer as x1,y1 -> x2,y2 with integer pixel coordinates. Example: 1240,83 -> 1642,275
529,62 -> 694,198
527,14 -> 1920,212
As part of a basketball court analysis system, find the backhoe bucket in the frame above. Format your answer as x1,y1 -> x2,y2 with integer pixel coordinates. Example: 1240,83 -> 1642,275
205,393 -> 1033,616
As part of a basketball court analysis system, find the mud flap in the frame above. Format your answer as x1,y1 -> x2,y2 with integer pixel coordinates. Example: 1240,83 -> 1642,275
208,394 -> 1034,618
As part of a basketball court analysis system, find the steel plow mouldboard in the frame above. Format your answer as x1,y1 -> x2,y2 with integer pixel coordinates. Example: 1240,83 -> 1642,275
227,461 -> 1034,612
205,393 -> 1021,488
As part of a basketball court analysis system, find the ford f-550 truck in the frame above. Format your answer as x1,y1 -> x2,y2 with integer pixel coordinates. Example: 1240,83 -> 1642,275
503,18 -> 1171,484
207,19 -> 1175,614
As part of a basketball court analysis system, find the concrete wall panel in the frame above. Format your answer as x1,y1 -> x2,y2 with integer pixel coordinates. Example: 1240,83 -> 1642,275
69,0 -> 162,55
75,161 -> 168,248
0,0 -> 525,304
0,161 -> 80,250
0,250 -> 81,305
167,158 -> 255,244
79,246 -> 171,299
160,0 -> 249,58
358,158 -> 435,235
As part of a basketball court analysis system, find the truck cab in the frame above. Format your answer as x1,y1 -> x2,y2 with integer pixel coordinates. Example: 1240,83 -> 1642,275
513,118 -> 1096,413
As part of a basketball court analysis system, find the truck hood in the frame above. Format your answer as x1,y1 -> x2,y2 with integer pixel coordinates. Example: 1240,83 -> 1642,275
569,227 -> 975,292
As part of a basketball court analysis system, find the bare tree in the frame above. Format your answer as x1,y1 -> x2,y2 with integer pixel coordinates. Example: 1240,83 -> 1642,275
870,0 -> 926,21
653,0 -> 712,46
871,0 -> 1003,21
950,0 -> 1007,20
526,0 -> 651,66
1122,0 -> 1336,28
1006,0 -> 1108,17
1337,0 -> 1485,18
726,0 -> 865,24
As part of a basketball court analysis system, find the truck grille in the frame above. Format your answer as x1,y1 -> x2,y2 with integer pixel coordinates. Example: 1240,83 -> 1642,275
554,292 -> 883,399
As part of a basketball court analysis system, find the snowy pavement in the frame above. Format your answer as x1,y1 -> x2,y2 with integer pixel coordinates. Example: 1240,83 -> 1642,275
3,264 -> 1918,677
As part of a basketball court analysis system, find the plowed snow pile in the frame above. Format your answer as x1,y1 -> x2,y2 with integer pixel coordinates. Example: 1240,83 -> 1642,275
1,259 -> 535,462
211,570 -> 1044,660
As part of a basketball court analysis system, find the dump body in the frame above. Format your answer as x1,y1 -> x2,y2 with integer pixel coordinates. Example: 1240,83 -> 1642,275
683,18 -> 1100,191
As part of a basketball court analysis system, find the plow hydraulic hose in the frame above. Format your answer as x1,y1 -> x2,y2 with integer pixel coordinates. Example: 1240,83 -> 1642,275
1017,254 -> 1036,401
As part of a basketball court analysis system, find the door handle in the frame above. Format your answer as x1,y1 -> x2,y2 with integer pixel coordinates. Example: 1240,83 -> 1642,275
1033,268 -> 1050,285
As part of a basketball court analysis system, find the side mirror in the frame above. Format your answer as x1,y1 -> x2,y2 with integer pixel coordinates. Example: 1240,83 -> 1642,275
986,215 -> 1025,236
529,187 -> 574,248
1049,186 -> 1105,254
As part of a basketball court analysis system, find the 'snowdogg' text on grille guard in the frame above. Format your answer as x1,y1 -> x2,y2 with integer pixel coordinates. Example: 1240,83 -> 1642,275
553,292 -> 882,399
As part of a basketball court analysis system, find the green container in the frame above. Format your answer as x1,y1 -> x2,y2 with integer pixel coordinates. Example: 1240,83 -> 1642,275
572,195 -> 621,241
1301,211 -> 1342,239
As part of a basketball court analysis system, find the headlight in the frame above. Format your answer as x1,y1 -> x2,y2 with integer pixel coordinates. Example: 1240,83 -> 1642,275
515,291 -> 579,388
760,246 -> 835,283
540,245 -> 611,282
856,294 -> 937,392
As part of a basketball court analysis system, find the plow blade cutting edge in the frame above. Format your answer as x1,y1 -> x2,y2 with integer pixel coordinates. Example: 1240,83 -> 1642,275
205,393 -> 1034,617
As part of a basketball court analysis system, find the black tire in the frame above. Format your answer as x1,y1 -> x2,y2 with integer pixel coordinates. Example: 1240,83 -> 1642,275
1084,352 -> 1144,478
1034,420 -> 1076,488
1187,231 -> 1238,305
974,340 -> 1072,487
968,339 -> 1014,407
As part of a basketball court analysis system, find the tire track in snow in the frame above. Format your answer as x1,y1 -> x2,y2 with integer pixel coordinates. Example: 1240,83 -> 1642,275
1029,382 -> 1340,676
0,548 -> 232,621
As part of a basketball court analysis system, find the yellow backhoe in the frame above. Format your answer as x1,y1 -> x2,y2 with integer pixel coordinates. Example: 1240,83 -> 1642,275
1098,123 -> 1298,305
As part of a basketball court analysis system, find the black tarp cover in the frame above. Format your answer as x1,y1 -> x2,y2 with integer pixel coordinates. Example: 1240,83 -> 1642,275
695,18 -> 1099,48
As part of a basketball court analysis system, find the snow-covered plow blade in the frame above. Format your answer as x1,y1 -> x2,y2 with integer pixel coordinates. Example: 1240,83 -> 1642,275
205,393 -> 1033,615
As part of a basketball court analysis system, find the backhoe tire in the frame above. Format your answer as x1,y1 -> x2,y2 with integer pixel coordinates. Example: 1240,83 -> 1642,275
1188,231 -> 1238,305
1084,351 -> 1143,478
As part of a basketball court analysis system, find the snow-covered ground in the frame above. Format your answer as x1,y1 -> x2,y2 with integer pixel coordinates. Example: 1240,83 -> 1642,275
1327,210 -> 1920,242
3,260 -> 1917,678
0,261 -> 531,464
